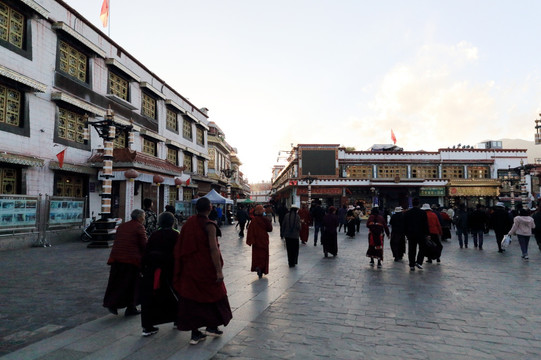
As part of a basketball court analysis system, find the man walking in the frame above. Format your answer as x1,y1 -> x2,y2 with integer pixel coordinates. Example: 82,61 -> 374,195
311,201 -> 325,246
236,205 -> 249,237
403,198 -> 429,271
490,202 -> 513,253
469,204 -> 488,250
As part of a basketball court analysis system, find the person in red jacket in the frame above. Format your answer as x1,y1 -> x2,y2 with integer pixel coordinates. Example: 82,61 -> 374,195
103,209 -> 147,316
173,197 -> 232,345
422,203 -> 443,263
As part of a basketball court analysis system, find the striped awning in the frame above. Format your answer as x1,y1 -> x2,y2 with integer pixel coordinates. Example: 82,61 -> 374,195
0,152 -> 44,167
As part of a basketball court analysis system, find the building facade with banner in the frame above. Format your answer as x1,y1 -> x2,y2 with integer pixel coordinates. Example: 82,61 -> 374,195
0,0 -> 245,248
271,144 -> 528,212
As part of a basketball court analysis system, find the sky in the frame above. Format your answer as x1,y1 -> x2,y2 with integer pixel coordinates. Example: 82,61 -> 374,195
65,0 -> 541,183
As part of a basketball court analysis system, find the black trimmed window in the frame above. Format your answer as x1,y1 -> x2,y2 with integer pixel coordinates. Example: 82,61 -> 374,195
57,107 -> 86,144
58,40 -> 88,83
183,117 -> 192,140
468,166 -> 490,179
141,92 -> 156,119
411,166 -> 438,179
113,131 -> 126,149
0,1 -> 23,49
0,82 -> 21,127
108,71 -> 129,101
183,189 -> 192,201
183,152 -> 193,172
197,158 -> 204,175
166,147 -> 178,165
0,166 -> 18,194
54,173 -> 84,197
166,108 -> 178,132
168,186 -> 177,205
442,166 -> 464,179
142,137 -> 157,156
196,126 -> 204,146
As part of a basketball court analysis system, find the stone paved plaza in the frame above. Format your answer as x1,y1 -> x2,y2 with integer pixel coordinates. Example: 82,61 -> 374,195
1,221 -> 540,360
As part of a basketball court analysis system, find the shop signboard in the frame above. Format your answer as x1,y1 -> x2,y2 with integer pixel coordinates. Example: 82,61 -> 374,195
419,187 -> 446,197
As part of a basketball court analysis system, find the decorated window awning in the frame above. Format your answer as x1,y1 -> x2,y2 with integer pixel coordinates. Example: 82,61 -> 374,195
140,82 -> 166,100
105,58 -> 140,82
0,65 -> 47,92
51,91 -> 105,116
139,128 -> 166,142
165,99 -> 186,113
0,152 -> 43,167
49,161 -> 96,175
20,0 -> 49,18
52,22 -> 107,58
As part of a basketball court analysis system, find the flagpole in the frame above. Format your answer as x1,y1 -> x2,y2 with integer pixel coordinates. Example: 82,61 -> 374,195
108,0 -> 110,37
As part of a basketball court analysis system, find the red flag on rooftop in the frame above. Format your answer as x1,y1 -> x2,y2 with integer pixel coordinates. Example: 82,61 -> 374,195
391,129 -> 397,144
56,149 -> 66,168
100,0 -> 109,28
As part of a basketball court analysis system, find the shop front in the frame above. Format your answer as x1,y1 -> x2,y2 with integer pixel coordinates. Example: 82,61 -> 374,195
447,180 -> 501,208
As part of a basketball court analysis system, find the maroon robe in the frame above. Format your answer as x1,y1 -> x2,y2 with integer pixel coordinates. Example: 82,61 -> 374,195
173,215 -> 226,302
298,208 -> 311,243
173,214 -> 232,331
246,215 -> 273,274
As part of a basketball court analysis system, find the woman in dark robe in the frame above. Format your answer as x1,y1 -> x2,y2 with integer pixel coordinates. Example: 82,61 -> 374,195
389,207 -> 406,261
321,206 -> 339,257
346,206 -> 356,238
366,207 -> 390,268
298,204 -> 311,244
246,205 -> 273,278
140,212 -> 180,337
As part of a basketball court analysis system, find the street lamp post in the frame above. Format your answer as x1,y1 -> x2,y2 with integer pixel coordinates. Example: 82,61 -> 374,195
520,160 -> 528,208
303,172 -> 317,208
221,168 -> 236,199
84,109 -> 133,248
508,166 -> 515,210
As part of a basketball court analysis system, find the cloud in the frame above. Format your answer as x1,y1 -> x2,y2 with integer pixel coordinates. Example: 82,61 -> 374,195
344,41 -> 539,150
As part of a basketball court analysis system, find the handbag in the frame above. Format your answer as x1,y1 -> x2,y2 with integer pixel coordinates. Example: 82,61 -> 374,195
501,234 -> 512,249
424,236 -> 439,259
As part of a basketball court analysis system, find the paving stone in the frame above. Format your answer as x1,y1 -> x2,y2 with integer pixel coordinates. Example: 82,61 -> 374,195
2,225 -> 541,359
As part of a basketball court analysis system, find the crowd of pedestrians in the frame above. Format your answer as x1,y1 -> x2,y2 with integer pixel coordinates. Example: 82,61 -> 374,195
101,196 -> 541,347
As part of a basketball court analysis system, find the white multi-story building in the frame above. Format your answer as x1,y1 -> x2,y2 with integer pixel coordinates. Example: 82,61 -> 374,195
0,0 -> 228,248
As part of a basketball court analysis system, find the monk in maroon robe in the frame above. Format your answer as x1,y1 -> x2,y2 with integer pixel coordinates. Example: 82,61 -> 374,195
246,205 -> 273,278
298,204 -> 311,244
103,209 -> 147,316
173,197 -> 232,345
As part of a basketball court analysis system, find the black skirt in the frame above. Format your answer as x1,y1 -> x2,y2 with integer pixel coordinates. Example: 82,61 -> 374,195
103,262 -> 140,309
176,295 -> 233,331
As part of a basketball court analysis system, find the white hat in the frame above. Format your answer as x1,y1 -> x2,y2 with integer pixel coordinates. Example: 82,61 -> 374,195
348,205 -> 355,210
290,202 -> 300,209
496,202 -> 505,207
394,206 -> 403,212
421,203 -> 431,210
